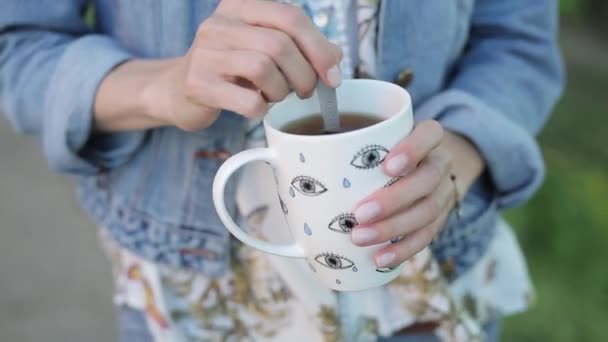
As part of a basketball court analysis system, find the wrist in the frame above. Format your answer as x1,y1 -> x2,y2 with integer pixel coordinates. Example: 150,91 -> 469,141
138,58 -> 181,125
441,130 -> 486,198
94,58 -> 175,132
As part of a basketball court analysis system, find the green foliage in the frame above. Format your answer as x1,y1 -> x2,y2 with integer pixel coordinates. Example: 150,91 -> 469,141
502,48 -> 608,341
560,0 -> 583,16
84,3 -> 95,27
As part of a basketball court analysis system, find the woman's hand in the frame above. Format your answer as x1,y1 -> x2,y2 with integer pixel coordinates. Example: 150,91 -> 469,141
94,0 -> 342,132
351,120 -> 486,268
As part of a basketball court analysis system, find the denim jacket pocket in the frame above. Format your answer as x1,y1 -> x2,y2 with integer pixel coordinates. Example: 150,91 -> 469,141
78,114 -> 247,276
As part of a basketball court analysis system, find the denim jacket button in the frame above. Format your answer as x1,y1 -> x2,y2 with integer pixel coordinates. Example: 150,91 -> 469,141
394,68 -> 414,88
354,64 -> 375,79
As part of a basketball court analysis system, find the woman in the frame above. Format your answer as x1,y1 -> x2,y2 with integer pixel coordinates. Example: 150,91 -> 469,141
0,0 -> 563,341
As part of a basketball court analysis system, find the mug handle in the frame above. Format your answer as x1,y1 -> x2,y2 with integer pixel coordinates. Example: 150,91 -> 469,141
213,148 -> 306,258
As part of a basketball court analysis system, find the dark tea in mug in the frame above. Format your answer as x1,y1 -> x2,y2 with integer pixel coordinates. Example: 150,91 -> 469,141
281,112 -> 382,135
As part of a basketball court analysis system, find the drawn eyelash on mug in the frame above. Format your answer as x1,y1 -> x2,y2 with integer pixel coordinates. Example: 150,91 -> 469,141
314,252 -> 355,270
278,196 -> 288,215
376,266 -> 397,273
351,145 -> 389,169
384,177 -> 402,188
291,176 -> 328,196
328,213 -> 358,233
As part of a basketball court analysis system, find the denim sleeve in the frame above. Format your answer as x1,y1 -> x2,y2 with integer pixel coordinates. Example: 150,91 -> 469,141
416,0 -> 565,209
0,1 -> 145,175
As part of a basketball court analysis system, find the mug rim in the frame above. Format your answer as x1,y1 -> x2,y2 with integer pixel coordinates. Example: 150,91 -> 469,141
263,79 -> 412,141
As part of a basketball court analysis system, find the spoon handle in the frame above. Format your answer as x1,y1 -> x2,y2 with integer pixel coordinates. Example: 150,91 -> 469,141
316,80 -> 340,132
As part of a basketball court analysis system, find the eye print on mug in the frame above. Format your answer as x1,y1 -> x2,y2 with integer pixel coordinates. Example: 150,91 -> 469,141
315,252 -> 355,270
376,266 -> 397,273
291,176 -> 328,196
328,213 -> 358,233
351,145 -> 389,170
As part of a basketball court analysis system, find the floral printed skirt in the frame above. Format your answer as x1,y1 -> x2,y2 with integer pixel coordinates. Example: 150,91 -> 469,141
100,156 -> 533,342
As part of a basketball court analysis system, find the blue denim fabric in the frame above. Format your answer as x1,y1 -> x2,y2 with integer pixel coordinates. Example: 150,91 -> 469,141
116,306 -> 155,342
0,0 -> 564,278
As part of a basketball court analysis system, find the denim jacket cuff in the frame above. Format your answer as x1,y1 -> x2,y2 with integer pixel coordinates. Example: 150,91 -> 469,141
416,89 -> 545,209
43,34 -> 143,174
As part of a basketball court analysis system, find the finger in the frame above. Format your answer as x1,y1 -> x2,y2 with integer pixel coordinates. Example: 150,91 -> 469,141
195,48 -> 290,102
353,151 -> 451,225
383,120 -> 444,177
197,16 -> 317,97
185,75 -> 268,119
373,210 -> 449,268
351,177 -> 455,247
217,0 -> 343,87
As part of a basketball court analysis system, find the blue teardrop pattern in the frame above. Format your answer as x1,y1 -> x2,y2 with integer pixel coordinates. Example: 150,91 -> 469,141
304,223 -> 312,236
289,186 -> 295,198
299,153 -> 306,163
352,266 -> 358,272
342,178 -> 351,188
336,279 -> 342,284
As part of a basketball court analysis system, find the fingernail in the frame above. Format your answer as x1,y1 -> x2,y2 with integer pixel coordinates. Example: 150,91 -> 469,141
351,228 -> 378,245
326,65 -> 342,88
386,154 -> 408,176
354,201 -> 381,224
376,252 -> 396,268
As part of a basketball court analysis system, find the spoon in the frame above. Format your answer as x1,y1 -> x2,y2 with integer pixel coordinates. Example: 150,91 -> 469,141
315,79 -> 340,133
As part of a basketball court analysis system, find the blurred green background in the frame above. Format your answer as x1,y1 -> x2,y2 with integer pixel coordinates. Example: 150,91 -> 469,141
503,1 -> 608,341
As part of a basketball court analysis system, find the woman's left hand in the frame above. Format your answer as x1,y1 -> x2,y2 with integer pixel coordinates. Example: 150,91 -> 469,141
351,120 -> 485,269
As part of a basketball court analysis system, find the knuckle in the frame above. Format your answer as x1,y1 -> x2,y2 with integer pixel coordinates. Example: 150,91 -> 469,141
266,32 -> 292,59
276,85 -> 290,101
249,54 -> 273,82
423,198 -> 440,221
426,161 -> 443,190
188,48 -> 211,67
334,44 -> 344,61
426,119 -> 444,136
240,94 -> 266,118
184,77 -> 203,102
292,72 -> 317,97
268,87 -> 289,103
281,6 -> 307,28
176,110 -> 218,132
300,78 -> 317,96
196,16 -> 218,38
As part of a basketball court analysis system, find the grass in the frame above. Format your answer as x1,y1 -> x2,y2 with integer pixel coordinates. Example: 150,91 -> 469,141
502,42 -> 608,341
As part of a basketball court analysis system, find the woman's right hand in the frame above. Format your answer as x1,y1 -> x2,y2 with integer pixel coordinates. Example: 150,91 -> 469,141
138,0 -> 342,132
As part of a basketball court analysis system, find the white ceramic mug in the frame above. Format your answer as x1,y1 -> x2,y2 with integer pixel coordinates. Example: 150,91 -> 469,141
213,79 -> 413,291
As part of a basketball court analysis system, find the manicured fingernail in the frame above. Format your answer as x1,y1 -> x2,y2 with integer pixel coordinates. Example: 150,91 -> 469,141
326,65 -> 342,88
351,228 -> 378,245
386,154 -> 408,176
376,252 -> 396,268
354,201 -> 381,224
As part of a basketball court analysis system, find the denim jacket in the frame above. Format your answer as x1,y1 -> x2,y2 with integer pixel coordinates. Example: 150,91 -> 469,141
0,0 -> 564,278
